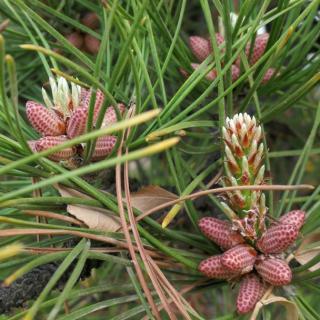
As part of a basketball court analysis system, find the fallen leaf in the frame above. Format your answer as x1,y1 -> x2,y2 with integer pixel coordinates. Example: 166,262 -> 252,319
67,205 -> 121,232
294,232 -> 320,271
250,294 -> 299,320
56,184 -> 121,232
130,185 -> 178,213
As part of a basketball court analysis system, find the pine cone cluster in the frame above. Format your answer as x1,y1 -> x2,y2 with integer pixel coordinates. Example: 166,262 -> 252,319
199,210 -> 305,314
182,32 -> 276,84
198,113 -> 306,314
26,77 -> 125,166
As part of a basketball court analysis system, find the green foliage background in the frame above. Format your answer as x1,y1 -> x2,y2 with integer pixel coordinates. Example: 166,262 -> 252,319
0,0 -> 319,319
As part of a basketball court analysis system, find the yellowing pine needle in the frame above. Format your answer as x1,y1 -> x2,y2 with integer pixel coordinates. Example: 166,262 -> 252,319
0,243 -> 23,261
162,203 -> 182,228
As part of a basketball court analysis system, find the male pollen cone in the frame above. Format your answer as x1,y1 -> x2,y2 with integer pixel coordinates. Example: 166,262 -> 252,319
236,274 -> 265,314
256,223 -> 299,254
189,36 -> 211,62
221,244 -> 257,273
255,257 -> 292,286
198,217 -> 244,250
90,136 -> 117,161
199,255 -> 239,279
35,136 -> 75,161
236,33 -> 269,67
67,106 -> 88,139
26,101 -> 65,136
278,210 -> 305,230
82,89 -> 105,121
246,33 -> 269,66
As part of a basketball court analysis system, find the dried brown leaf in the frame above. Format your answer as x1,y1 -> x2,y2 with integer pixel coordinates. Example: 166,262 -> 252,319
67,204 -> 121,232
294,232 -> 320,271
56,184 -> 120,232
250,294 -> 298,320
130,185 -> 178,213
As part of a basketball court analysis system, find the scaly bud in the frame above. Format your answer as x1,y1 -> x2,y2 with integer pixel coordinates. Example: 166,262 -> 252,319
46,76 -> 82,118
278,210 -> 305,230
236,274 -> 265,314
254,165 -> 265,185
42,87 -> 53,109
231,133 -> 244,157
252,126 -> 262,142
259,193 -> 267,218
222,126 -> 232,145
247,139 -> 258,162
256,223 -> 299,254
222,114 -> 266,220
199,255 -> 239,279
225,145 -> 240,173
255,257 -> 292,286
26,101 -> 66,136
221,244 -> 257,274
241,156 -> 250,184
34,135 -> 75,161
90,136 -> 117,161
71,82 -> 81,107
253,143 -> 264,172
198,217 -> 244,250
